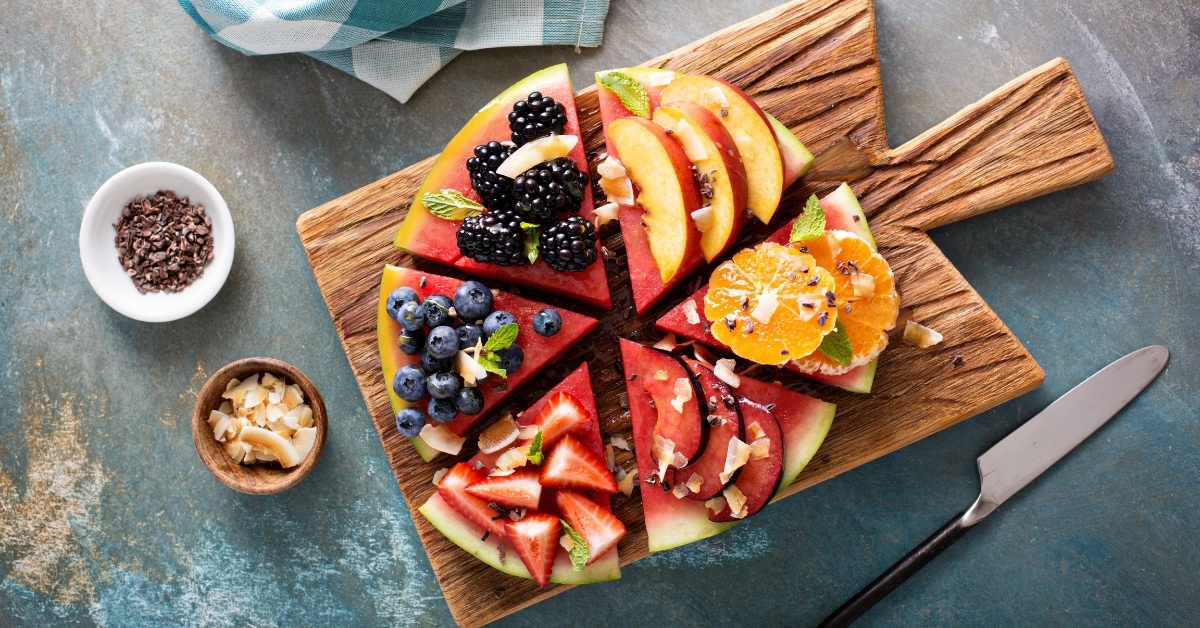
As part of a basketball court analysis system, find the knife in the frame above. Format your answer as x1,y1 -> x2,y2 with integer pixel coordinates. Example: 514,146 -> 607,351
819,345 -> 1170,627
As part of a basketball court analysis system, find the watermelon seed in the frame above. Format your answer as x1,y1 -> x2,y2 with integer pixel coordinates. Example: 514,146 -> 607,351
628,373 -> 638,381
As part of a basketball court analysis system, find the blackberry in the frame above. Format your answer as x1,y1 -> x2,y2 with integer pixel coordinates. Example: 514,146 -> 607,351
508,92 -> 568,146
538,216 -> 599,272
456,210 -> 528,266
465,141 -> 516,211
513,157 -> 588,224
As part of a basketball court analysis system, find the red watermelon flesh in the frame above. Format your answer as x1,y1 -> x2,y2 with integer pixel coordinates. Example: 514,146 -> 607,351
596,67 -> 681,154
392,64 -> 611,310
708,398 -> 783,522
377,265 -> 598,460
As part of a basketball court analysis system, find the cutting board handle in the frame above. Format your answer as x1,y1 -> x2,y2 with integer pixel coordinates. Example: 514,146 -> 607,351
858,58 -> 1113,231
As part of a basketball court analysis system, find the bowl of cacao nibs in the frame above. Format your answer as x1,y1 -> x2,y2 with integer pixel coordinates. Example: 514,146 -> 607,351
79,162 -> 234,322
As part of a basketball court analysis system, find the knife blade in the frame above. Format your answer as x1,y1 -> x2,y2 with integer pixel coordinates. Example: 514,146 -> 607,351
819,345 -> 1169,627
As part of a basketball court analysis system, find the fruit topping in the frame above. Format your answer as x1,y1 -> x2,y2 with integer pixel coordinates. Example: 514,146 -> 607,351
465,467 -> 543,511
902,320 -> 944,348
596,156 -> 634,205
453,280 -> 494,322
456,210 -> 529,267
454,386 -> 485,416
428,397 -> 458,423
398,328 -> 425,355
385,287 -> 420,321
483,310 -> 518,336
513,157 -> 589,224
637,348 -> 706,466
425,325 -> 459,359
504,512 -> 561,587
426,371 -> 463,400
709,399 -> 784,522
397,300 -> 425,332
497,134 -> 579,178
556,490 -> 627,565
509,92 -> 569,146
466,141 -> 517,211
420,294 -> 454,327
438,462 -> 507,539
705,242 -> 838,366
395,407 -> 425,438
456,324 -> 483,350
529,391 -> 590,448
667,359 -> 743,501
540,435 -> 619,493
494,345 -> 524,374
477,415 -> 520,454
532,308 -> 562,337
538,216 -> 599,272
392,364 -> 427,402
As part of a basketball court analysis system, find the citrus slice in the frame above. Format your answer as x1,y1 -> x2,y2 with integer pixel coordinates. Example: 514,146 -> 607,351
791,230 -> 899,374
704,242 -> 838,365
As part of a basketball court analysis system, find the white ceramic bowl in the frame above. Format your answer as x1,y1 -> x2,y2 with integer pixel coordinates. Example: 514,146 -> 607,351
80,162 -> 235,322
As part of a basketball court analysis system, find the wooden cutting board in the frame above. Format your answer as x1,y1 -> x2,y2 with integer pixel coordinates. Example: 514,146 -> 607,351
295,0 -> 1113,624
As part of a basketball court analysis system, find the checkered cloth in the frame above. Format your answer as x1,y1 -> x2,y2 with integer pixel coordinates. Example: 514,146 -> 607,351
178,0 -> 610,103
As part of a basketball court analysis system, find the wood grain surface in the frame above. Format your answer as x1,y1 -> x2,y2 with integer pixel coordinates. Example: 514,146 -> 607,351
295,0 -> 1113,624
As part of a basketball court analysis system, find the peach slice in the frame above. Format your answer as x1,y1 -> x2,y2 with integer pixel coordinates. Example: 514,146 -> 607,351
607,117 -> 703,284
661,75 -> 784,223
653,100 -> 749,261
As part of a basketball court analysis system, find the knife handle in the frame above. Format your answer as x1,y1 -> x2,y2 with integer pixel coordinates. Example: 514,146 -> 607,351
818,510 -> 973,628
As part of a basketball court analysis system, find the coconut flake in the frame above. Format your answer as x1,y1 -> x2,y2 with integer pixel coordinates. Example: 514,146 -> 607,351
690,204 -> 714,233
493,446 -> 529,474
719,437 -> 752,484
560,534 -> 576,552
724,484 -> 749,519
705,495 -> 727,514
674,118 -> 709,161
713,359 -> 741,388
851,272 -> 876,299
703,86 -> 729,108
682,299 -> 701,325
672,451 -> 689,468
478,416 -> 520,454
903,320 -> 944,348
594,201 -> 620,226
653,333 -> 679,351
749,438 -> 771,460
610,435 -> 631,451
618,468 -> 638,497
419,424 -> 466,456
431,467 -> 449,486
596,155 -> 627,179
671,482 -> 689,499
693,344 -> 718,365
457,350 -> 489,386
497,134 -> 578,178
653,369 -> 669,382
746,421 -> 766,442
517,424 -> 539,440
605,444 -> 617,473
651,433 -> 676,480
648,71 -> 676,87
685,472 -> 704,494
670,377 -> 693,412
751,291 -> 779,324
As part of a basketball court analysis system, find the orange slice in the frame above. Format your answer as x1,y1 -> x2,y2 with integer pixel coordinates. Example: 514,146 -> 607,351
704,242 -> 838,366
791,230 -> 899,374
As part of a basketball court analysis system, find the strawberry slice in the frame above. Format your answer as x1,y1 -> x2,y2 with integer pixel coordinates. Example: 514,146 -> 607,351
556,490 -> 626,565
540,435 -> 619,494
531,391 -> 591,449
504,512 -> 562,587
437,463 -> 506,539
465,467 -> 543,511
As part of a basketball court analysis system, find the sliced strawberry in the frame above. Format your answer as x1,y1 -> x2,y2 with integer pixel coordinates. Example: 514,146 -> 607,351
556,490 -> 626,565
540,435 -> 619,494
504,512 -> 561,587
437,463 -> 506,539
465,467 -> 543,511
531,391 -> 591,448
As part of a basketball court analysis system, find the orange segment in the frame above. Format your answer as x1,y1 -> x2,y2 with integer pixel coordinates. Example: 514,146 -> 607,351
704,242 -> 839,366
792,230 -> 899,373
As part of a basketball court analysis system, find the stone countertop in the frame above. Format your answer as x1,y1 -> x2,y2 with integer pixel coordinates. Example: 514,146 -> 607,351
1,0 -> 1196,625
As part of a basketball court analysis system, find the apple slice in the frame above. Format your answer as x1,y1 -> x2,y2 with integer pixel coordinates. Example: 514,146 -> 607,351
653,101 -> 749,262
708,398 -> 783,522
667,358 -> 744,501
607,117 -> 704,284
661,75 -> 784,223
766,113 -> 814,187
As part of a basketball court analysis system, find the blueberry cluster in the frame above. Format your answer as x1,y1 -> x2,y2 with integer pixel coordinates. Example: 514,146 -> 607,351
385,280 -> 561,438
455,93 -> 598,273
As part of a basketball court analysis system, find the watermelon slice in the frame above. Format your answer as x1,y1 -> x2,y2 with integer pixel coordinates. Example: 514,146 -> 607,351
377,265 -> 598,460
655,183 -> 880,393
767,113 -> 815,187
619,338 -> 836,551
392,64 -> 612,309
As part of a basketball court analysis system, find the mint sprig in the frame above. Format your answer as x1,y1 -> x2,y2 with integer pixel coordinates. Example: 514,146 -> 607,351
475,322 -> 519,379
789,194 -> 826,243
818,320 -> 852,366
421,190 -> 484,221
521,222 -> 541,265
560,520 -> 590,571
526,431 -> 544,465
597,70 -> 650,118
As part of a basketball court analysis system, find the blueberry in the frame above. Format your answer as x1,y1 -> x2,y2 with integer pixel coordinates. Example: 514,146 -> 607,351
428,397 -> 458,423
421,348 -> 454,374
455,387 -> 485,416
495,345 -> 524,374
392,365 -> 427,402
395,407 -> 425,438
398,301 -> 425,333
426,325 -> 459,360
397,327 -> 425,356
457,324 -> 484,350
427,372 -> 463,400
385,287 -> 420,322
483,310 -> 518,336
421,294 -> 453,328
454,281 -> 493,322
532,308 -> 562,337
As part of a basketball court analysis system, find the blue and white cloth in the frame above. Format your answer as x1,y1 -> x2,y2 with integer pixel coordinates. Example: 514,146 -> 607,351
178,0 -> 610,103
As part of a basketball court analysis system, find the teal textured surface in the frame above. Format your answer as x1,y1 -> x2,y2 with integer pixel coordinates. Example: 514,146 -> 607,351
0,0 -> 1196,625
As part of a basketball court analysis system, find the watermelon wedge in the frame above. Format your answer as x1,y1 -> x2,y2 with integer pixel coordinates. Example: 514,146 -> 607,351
655,183 -> 880,393
619,339 -> 836,551
377,265 -> 598,460
393,64 -> 612,309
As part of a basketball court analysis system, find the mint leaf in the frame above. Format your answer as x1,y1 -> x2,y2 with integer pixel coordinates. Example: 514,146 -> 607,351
597,70 -> 650,118
521,222 -> 541,265
789,194 -> 826,243
560,520 -> 590,571
422,190 -> 484,221
478,353 -> 507,379
526,431 -> 544,465
818,321 -> 852,366
484,322 -> 519,352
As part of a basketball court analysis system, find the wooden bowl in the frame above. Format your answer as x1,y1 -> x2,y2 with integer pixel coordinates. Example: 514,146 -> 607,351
192,357 -> 327,494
